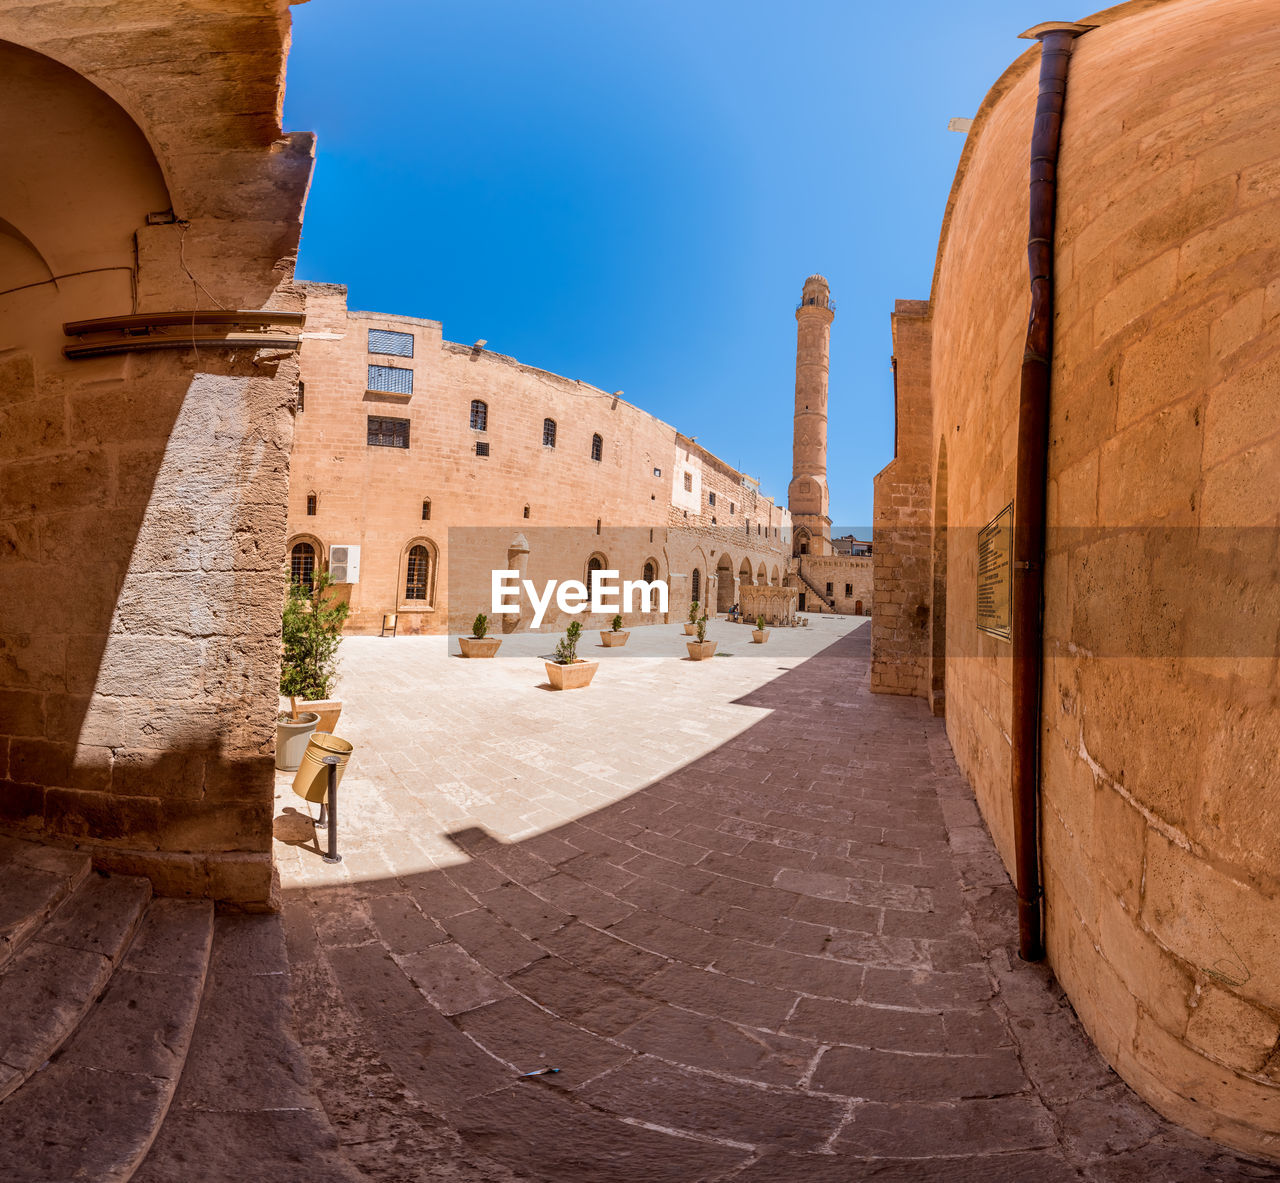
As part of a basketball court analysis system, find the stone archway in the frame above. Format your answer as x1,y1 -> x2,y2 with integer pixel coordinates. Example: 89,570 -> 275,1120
716,553 -> 735,614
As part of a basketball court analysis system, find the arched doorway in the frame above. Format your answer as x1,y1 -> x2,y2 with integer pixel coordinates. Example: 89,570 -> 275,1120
738,557 -> 753,588
716,554 -> 735,614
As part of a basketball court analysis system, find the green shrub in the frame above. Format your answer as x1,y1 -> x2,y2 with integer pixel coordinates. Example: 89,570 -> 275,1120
554,620 -> 582,664
696,614 -> 708,643
688,600 -> 700,623
281,571 -> 349,703
472,612 -> 489,639
756,614 -> 766,631
611,614 -> 623,632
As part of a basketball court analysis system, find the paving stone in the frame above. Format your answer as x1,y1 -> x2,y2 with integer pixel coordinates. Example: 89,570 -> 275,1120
836,1095 -> 1057,1157
811,1045 -> 1028,1102
397,942 -> 512,1015
578,1054 -> 843,1150
39,871 -> 149,960
369,893 -> 448,955
785,997 -> 945,1053
442,908 -> 547,977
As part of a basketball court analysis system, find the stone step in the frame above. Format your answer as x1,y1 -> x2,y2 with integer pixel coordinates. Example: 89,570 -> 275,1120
132,913 -> 368,1183
0,836 -> 92,972
0,869 -> 151,1102
0,898 -> 213,1183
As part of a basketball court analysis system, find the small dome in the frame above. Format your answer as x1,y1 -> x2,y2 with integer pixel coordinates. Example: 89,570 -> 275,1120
805,274 -> 829,286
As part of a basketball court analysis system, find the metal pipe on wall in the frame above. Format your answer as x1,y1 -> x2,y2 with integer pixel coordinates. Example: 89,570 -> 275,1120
1010,22 -> 1092,963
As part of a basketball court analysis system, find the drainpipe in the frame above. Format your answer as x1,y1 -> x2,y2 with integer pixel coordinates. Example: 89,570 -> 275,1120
1010,21 -> 1093,963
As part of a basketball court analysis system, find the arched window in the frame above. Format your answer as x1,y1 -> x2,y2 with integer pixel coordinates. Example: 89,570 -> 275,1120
591,433 -> 603,462
306,492 -> 316,516
405,545 -> 430,601
422,498 -> 431,521
543,418 -> 557,448
470,400 -> 488,431
290,542 -> 315,591
691,568 -> 701,605
587,555 -> 605,577
643,560 -> 656,583
523,504 -> 530,519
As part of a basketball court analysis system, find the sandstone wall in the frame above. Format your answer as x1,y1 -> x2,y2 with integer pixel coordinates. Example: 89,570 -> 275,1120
870,301 -> 933,698
0,2 -> 312,905
289,285 -> 792,636
914,0 -> 1280,1158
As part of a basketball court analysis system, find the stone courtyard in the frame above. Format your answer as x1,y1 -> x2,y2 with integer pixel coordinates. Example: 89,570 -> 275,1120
274,622 -> 1272,1181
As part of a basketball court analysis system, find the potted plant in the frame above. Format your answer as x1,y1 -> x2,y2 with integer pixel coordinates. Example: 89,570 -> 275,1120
545,620 -> 598,689
278,570 -> 349,770
460,612 -> 502,658
684,600 -> 700,636
686,614 -> 717,660
752,613 -> 770,644
600,613 -> 629,647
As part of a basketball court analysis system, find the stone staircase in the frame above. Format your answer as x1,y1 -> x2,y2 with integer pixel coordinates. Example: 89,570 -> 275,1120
0,835 -> 365,1183
794,562 -> 837,612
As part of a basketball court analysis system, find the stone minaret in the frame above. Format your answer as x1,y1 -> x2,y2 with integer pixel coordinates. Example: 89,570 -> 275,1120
788,274 -> 834,556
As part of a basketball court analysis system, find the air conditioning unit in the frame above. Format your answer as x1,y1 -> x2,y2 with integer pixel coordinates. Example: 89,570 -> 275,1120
329,544 -> 361,584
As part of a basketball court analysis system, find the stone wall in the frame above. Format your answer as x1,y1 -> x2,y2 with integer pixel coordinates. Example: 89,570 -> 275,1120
793,554 -> 872,615
0,1 -> 312,905
870,301 -> 933,698
878,0 -> 1280,1159
289,285 -> 792,636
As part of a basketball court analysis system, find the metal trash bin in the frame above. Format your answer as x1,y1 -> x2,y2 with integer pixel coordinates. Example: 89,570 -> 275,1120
292,732 -> 354,803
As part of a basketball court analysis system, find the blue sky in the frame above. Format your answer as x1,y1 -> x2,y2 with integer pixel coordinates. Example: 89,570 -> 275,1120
284,1 -> 1050,529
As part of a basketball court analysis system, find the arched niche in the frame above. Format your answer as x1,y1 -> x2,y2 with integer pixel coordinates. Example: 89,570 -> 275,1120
0,40 -> 171,354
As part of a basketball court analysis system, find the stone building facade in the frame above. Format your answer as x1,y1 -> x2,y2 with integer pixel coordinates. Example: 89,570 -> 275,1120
287,284 -> 794,635
0,0 -> 311,905
871,0 -> 1280,1159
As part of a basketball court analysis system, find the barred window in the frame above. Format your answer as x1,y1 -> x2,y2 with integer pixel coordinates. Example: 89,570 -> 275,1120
691,569 -> 701,603
368,328 -> 413,357
368,415 -> 410,448
290,542 -> 315,591
422,498 -> 431,521
368,364 -> 413,394
708,492 -> 716,506
591,433 -> 603,462
643,561 -> 656,582
405,545 -> 429,601
470,400 -> 488,431
475,441 -> 490,457
542,418 -> 557,448
683,472 -> 693,492
306,492 -> 316,516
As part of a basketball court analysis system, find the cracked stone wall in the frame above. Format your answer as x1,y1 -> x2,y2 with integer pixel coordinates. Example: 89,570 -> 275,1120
879,0 -> 1280,1161
0,1 -> 313,904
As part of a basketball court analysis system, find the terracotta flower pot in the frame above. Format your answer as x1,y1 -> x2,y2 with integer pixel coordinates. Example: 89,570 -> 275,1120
686,641 -> 718,661
545,659 -> 598,689
459,636 -> 502,658
600,630 -> 630,647
752,630 -> 770,644
683,623 -> 698,635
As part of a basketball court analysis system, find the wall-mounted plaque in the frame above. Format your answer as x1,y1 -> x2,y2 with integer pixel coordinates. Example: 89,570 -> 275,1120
977,502 -> 1013,640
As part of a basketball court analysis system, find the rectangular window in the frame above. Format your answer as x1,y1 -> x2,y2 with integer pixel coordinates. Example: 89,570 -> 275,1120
368,363 -> 413,394
730,502 -> 735,514
708,491 -> 716,506
297,381 -> 305,412
368,328 -> 414,357
826,582 -> 834,595
845,583 -> 853,597
653,467 -> 661,478
683,472 -> 693,492
475,441 -> 490,457
367,415 -> 410,448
